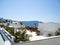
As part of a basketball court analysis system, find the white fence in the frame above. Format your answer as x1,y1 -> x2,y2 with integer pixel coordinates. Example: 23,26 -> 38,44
0,28 -> 14,45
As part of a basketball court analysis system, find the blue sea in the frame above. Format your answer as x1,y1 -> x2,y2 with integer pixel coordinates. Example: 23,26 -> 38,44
0,18 -> 42,27
22,21 -> 41,27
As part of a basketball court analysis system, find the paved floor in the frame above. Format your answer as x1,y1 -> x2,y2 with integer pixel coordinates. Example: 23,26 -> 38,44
14,37 -> 60,45
14,43 -> 20,45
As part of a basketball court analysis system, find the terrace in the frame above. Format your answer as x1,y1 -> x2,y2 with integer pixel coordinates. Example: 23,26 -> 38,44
0,27 -> 60,45
0,22 -> 60,45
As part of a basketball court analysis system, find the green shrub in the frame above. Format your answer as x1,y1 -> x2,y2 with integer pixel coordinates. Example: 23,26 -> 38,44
55,31 -> 60,36
0,25 -> 14,36
14,30 -> 29,41
5,27 -> 14,35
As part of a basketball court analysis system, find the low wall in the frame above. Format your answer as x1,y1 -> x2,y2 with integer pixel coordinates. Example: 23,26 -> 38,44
15,36 -> 60,45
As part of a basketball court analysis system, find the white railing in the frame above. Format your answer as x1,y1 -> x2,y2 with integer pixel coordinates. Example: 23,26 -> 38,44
0,28 -> 14,45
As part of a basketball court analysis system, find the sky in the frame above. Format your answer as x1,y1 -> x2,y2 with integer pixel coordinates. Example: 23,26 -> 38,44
0,0 -> 60,23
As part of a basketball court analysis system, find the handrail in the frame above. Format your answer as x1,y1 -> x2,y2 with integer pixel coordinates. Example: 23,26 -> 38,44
2,30 -> 14,45
0,30 -> 8,41
0,30 -> 14,45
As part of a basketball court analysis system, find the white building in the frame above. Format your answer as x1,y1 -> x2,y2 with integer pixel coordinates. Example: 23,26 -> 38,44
8,22 -> 25,33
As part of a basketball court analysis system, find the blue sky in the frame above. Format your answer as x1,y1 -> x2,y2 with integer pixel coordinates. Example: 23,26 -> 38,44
0,0 -> 60,23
